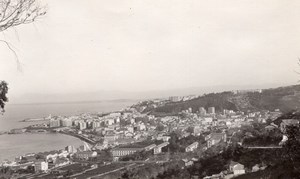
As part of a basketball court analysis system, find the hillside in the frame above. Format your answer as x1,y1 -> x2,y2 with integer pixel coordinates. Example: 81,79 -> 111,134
273,110 -> 300,125
145,84 -> 300,115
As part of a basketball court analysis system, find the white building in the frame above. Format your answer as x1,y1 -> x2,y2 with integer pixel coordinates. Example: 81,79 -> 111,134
60,118 -> 73,127
111,148 -> 142,159
156,135 -> 171,142
154,142 -> 169,154
105,118 -> 115,125
34,160 -> 48,172
75,151 -> 97,160
65,145 -> 77,154
229,161 -> 246,176
78,121 -> 87,130
138,123 -> 146,131
92,121 -> 101,129
203,117 -> 213,123
49,120 -> 60,128
185,142 -> 198,152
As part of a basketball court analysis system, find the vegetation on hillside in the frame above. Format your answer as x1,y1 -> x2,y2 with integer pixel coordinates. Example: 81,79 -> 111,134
146,91 -> 237,115
145,85 -> 300,116
117,119 -> 300,179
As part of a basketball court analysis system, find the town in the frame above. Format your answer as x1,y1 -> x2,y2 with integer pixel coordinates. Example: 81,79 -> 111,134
1,90 -> 295,179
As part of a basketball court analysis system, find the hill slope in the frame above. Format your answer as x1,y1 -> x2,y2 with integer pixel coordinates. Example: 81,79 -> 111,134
145,84 -> 300,115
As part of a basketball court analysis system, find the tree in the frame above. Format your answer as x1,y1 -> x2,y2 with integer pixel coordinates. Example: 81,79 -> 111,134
186,126 -> 194,133
0,81 -> 8,113
0,0 -> 46,112
156,124 -> 165,132
282,125 -> 300,169
1,0 -> 46,64
0,0 -> 46,32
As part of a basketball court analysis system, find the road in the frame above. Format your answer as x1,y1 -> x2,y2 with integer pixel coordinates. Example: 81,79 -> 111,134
245,146 -> 282,149
60,131 -> 97,145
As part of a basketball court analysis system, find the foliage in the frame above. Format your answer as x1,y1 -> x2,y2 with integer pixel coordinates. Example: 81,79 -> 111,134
120,163 -> 173,179
235,125 -> 300,178
148,91 -> 237,115
144,85 -> 300,116
167,132 -> 205,153
186,126 -> 194,133
274,110 -> 300,125
119,124 -> 300,179
156,124 -> 165,132
242,126 -> 282,147
282,125 -> 300,166
0,81 -> 8,113
0,1 -> 46,111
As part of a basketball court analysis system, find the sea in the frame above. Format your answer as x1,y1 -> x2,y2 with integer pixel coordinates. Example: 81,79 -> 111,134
0,100 -> 137,162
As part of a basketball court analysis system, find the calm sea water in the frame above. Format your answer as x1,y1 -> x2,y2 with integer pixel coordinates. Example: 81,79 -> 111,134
0,100 -> 136,161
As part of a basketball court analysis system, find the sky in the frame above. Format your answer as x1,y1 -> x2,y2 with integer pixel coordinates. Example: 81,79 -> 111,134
1,0 -> 300,103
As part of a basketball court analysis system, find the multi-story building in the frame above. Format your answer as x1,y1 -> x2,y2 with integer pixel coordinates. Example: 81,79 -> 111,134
75,151 -> 97,160
60,118 -> 73,127
49,119 -> 60,128
154,142 -> 169,154
206,132 -> 227,148
86,120 -> 93,129
193,126 -> 201,135
65,145 -> 77,154
111,148 -> 143,161
91,121 -> 101,129
144,144 -> 156,151
34,160 -> 48,172
103,133 -> 118,145
78,121 -> 87,130
73,120 -> 81,127
230,161 -> 246,176
105,118 -> 115,126
169,96 -> 182,102
185,142 -> 199,152
156,135 -> 171,142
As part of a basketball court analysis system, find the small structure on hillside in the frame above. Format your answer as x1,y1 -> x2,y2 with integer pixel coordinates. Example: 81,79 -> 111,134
185,142 -> 199,152
229,161 -> 245,176
154,142 -> 169,154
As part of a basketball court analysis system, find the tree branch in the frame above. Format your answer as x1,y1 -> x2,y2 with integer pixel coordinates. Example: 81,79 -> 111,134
0,0 -> 46,32
0,39 -> 22,71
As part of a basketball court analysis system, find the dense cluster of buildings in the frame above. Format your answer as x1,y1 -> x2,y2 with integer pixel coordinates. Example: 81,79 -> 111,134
2,94 -> 294,178
1,142 -> 96,174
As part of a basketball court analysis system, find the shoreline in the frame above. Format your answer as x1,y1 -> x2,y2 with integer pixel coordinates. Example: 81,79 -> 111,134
19,118 -> 48,122
0,132 -> 84,163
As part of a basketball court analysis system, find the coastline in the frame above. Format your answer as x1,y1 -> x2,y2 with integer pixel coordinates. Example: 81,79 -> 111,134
58,131 -> 97,145
0,133 -> 83,163
0,100 -> 136,163
19,118 -> 48,122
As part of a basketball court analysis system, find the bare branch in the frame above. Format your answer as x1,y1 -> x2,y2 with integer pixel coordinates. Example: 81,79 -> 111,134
0,39 -> 22,72
0,0 -> 46,32
0,0 -> 46,71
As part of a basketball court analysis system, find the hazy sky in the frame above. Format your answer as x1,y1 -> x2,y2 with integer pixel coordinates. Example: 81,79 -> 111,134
1,0 -> 300,102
